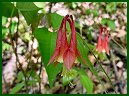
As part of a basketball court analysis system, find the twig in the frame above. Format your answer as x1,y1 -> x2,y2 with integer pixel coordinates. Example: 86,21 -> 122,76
9,9 -> 29,93
111,37 -> 124,50
15,13 -> 19,70
110,50 -> 123,94
26,37 -> 34,73
49,2 -> 53,13
39,59 -> 42,93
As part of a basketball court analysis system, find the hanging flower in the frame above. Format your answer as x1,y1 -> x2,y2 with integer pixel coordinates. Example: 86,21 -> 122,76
102,31 -> 109,55
48,15 -> 84,70
63,15 -> 80,70
96,26 -> 109,55
48,15 -> 69,65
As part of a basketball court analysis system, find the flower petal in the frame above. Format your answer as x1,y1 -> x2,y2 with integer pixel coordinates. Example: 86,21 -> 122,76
63,48 -> 76,70
48,48 -> 60,65
96,32 -> 102,53
104,34 -> 109,55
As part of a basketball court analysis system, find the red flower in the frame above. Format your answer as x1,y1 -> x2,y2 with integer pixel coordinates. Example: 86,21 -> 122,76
48,15 -> 69,65
96,26 -> 109,55
48,15 -> 83,70
63,15 -> 79,70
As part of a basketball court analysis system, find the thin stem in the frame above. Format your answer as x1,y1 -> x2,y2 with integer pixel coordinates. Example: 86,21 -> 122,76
80,26 -> 83,37
111,37 -> 124,50
49,2 -> 53,13
39,60 -> 42,93
110,50 -> 123,94
15,13 -> 19,70
9,8 -> 28,93
26,27 -> 35,82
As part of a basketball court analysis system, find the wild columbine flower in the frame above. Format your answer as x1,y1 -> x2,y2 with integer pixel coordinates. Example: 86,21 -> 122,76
48,15 -> 69,65
48,15 -> 83,70
96,26 -> 109,55
63,15 -> 80,70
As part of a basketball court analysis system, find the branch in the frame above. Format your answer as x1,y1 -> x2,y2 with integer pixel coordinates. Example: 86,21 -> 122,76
8,13 -> 28,93
110,50 -> 123,94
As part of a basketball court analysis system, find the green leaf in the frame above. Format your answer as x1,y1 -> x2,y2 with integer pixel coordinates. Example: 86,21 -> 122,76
79,69 -> 93,94
86,9 -> 99,17
46,13 -> 63,30
16,2 -> 41,25
75,68 -> 94,93
45,13 -> 79,32
29,70 -> 40,81
2,27 -> 9,39
1,2 -> 18,17
106,3 -> 117,13
2,41 -> 11,52
9,82 -> 24,94
17,71 -> 24,82
76,33 -> 103,87
11,21 -> 17,34
16,2 -> 40,11
21,11 -> 39,25
101,18 -> 107,25
62,69 -> 78,86
98,52 -> 108,61
31,13 -> 44,31
34,28 -> 62,87
107,20 -> 115,30
72,2 -> 77,9
76,32 -> 94,67
101,18 -> 115,30
2,16 -> 7,25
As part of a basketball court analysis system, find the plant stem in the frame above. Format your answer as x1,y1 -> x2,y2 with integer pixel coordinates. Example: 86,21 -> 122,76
110,50 -> 123,94
9,8 -> 29,93
39,59 -> 42,93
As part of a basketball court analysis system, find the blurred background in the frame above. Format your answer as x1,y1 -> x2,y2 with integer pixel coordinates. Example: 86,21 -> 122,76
2,2 -> 127,94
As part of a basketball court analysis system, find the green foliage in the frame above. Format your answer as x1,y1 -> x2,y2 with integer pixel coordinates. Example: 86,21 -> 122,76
98,52 -> 108,61
2,27 -> 9,39
2,41 -> 11,52
65,2 -> 78,9
101,18 -> 116,30
106,2 -> 117,13
87,27 -> 93,41
71,2 -> 78,9
77,68 -> 93,94
21,32 -> 31,42
10,21 -> 17,34
76,33 -> 104,90
28,70 -> 40,82
2,16 -> 7,25
16,2 -> 42,25
9,82 -> 24,94
17,71 -> 24,82
31,13 -> 44,31
1,2 -> 18,17
27,70 -> 40,86
34,28 -> 62,87
86,9 -> 99,17
2,2 -> 124,94
46,13 -> 63,30
62,68 -> 78,86
76,32 -> 94,67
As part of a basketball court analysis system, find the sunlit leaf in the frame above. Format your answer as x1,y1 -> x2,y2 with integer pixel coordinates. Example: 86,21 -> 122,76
1,2 -> 18,17
16,2 -> 41,25
9,82 -> 24,94
34,28 -> 62,87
